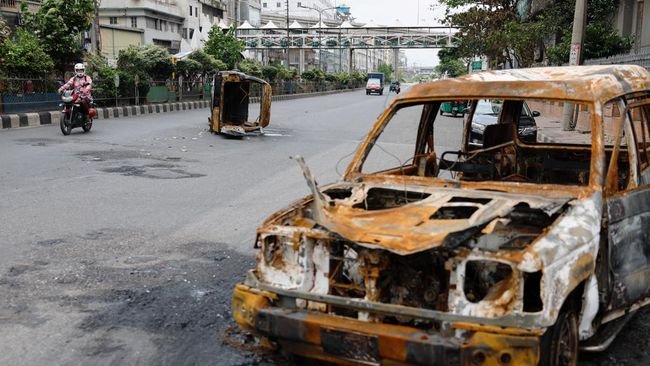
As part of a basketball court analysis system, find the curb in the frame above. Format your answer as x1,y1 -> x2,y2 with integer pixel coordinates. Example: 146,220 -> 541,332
0,88 -> 362,130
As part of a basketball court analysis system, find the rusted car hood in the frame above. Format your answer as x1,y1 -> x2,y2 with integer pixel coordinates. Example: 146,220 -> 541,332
313,185 -> 570,255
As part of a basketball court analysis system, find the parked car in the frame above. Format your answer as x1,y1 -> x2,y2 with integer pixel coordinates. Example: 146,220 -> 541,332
389,81 -> 401,94
232,65 -> 650,365
366,78 -> 383,95
469,99 -> 539,146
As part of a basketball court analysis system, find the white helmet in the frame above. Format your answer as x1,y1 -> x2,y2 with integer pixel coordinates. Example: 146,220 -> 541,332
74,63 -> 85,77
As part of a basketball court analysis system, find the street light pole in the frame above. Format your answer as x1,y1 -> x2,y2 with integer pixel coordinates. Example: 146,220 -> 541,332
299,4 -> 344,71
286,0 -> 290,68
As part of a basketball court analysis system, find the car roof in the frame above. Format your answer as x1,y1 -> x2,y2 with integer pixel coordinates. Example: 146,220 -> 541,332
399,65 -> 650,104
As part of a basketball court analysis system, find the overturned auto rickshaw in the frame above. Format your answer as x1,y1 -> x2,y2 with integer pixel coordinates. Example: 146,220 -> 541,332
208,71 -> 272,137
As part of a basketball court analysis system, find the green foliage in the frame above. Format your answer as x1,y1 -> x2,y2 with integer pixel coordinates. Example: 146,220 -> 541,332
547,21 -> 633,65
435,49 -> 467,77
83,52 -> 118,105
441,0 -> 632,67
117,44 -> 173,82
261,65 -> 279,81
301,68 -> 325,81
0,29 -> 54,78
350,70 -> 366,82
377,63 -> 393,81
20,0 -> 95,73
238,58 -> 263,77
187,49 -> 225,75
0,16 -> 10,44
176,59 -> 202,78
204,25 -> 244,69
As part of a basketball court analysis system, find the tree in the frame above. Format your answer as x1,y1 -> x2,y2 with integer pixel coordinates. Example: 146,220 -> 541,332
0,16 -> 9,45
187,50 -> 226,75
435,48 -> 467,77
0,29 -> 54,78
441,0 -> 631,67
20,0 -> 95,74
238,59 -> 263,77
377,63 -> 393,82
83,51 -> 118,106
204,25 -> 244,69
117,44 -> 173,82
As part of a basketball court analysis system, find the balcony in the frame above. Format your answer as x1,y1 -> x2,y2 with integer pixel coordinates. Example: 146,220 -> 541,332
198,0 -> 225,11
0,0 -> 17,10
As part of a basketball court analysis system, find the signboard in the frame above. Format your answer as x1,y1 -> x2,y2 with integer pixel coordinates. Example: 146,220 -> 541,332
337,6 -> 350,14
471,61 -> 482,70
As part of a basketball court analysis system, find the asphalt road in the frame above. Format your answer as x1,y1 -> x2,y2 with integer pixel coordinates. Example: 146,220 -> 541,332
0,88 -> 648,365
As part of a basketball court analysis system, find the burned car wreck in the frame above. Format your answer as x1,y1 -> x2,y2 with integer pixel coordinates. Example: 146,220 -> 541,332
232,66 -> 650,365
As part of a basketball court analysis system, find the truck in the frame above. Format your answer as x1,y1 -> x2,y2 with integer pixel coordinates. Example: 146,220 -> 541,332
366,72 -> 385,95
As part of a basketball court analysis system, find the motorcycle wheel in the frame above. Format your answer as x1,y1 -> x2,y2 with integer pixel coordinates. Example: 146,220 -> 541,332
60,113 -> 72,135
82,118 -> 92,132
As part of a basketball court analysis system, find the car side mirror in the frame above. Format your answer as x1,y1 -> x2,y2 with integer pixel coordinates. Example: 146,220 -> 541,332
532,111 -> 541,117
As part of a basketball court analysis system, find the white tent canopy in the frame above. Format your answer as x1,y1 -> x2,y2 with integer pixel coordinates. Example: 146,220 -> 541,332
238,20 -> 255,29
219,19 -> 229,29
261,20 -> 278,29
289,20 -> 303,29
310,21 -> 328,29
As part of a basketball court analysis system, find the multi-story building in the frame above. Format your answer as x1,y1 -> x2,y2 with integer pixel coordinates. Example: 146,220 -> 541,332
0,0 -> 41,27
97,0 -> 261,62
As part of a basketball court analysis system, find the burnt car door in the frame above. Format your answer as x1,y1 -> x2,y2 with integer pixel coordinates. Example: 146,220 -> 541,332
605,98 -> 650,310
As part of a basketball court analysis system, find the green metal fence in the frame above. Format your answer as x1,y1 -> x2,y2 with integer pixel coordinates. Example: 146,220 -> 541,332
0,77 -> 363,114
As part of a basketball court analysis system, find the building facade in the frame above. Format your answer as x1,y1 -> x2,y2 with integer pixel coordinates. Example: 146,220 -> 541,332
97,0 -> 260,62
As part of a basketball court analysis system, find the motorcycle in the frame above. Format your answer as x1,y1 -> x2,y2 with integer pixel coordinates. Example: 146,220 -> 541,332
59,90 -> 96,135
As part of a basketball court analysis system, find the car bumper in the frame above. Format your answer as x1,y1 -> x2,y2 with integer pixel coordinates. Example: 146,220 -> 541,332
232,284 -> 541,365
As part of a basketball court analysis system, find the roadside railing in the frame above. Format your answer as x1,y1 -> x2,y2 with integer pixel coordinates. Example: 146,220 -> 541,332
0,77 -> 364,114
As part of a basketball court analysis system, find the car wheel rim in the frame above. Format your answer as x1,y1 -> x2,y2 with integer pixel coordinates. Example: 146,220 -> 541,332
557,314 -> 577,366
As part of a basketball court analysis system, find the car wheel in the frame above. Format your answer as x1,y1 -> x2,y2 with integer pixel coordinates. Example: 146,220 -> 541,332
539,309 -> 578,366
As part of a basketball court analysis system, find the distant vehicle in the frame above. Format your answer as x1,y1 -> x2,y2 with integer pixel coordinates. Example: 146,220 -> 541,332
208,71 -> 271,137
389,81 -> 401,94
366,78 -> 383,95
469,99 -> 539,146
367,72 -> 385,86
439,100 -> 467,117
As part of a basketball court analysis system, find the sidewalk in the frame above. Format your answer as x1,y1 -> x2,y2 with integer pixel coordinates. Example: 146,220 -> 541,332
0,88 -> 362,130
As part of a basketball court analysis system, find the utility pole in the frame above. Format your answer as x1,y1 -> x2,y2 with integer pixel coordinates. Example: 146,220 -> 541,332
562,0 -> 587,131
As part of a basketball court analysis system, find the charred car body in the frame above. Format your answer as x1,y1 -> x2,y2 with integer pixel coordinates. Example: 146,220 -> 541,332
208,71 -> 272,137
232,66 -> 650,365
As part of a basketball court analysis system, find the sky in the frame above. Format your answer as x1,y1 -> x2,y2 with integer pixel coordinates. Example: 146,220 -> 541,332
335,0 -> 449,67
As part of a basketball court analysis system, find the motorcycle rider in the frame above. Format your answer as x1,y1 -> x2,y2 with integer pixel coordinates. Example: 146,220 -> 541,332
58,63 -> 93,122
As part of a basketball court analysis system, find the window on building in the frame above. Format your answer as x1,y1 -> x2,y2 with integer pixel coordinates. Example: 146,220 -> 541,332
277,2 -> 281,7
190,6 -> 193,16
109,17 -> 117,25
195,7 -> 198,17
263,2 -> 267,8
297,2 -> 302,7
182,27 -> 188,39
131,17 -> 137,28
189,28 -> 195,39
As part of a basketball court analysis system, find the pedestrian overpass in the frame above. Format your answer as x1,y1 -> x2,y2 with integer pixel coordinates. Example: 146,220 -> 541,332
236,25 -> 458,73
